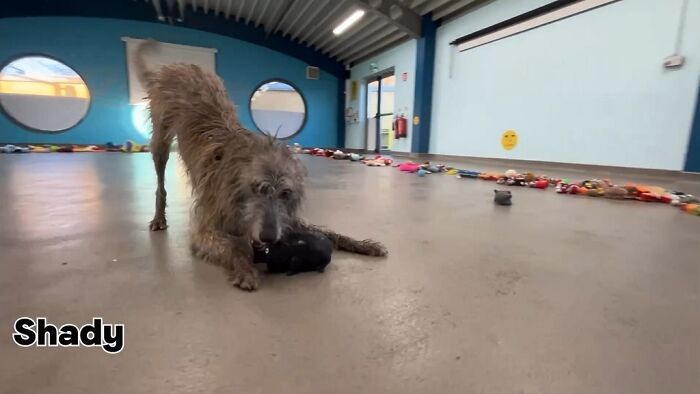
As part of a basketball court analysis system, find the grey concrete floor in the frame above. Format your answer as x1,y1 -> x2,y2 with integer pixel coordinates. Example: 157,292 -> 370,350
0,153 -> 699,394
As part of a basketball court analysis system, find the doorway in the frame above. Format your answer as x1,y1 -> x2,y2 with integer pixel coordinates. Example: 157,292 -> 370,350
366,72 -> 395,153
684,86 -> 700,172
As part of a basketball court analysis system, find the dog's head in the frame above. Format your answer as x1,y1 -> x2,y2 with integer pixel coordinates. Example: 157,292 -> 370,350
234,139 -> 306,244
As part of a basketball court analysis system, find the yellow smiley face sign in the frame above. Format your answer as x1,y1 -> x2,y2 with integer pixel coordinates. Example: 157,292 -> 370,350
501,129 -> 518,150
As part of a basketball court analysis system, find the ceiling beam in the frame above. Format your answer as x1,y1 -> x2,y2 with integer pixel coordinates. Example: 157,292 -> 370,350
236,0 -> 245,21
419,0 -> 452,15
255,0 -> 270,28
349,35 -> 410,65
328,17 -> 388,58
339,26 -> 400,61
345,30 -> 407,63
318,13 -> 377,54
303,0 -> 347,47
224,0 -> 233,18
176,0 -> 186,19
289,0 -> 328,42
246,0 -> 259,24
348,0 -> 421,38
283,0 -> 315,38
272,0 -> 297,34
433,0 -> 486,20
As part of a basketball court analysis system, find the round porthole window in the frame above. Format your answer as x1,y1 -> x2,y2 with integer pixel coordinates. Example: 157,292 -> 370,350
0,55 -> 90,133
250,80 -> 306,139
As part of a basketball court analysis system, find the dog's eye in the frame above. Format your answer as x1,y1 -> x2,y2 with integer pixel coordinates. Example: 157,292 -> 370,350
255,183 -> 272,195
279,189 -> 293,200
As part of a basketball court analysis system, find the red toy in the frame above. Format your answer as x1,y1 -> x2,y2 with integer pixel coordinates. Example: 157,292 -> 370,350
530,179 -> 549,189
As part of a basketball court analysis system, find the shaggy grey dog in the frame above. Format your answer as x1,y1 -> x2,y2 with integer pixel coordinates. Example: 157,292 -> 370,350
136,40 -> 387,290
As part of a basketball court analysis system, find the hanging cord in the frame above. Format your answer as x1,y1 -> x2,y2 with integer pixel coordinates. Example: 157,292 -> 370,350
449,43 -> 457,79
674,0 -> 689,54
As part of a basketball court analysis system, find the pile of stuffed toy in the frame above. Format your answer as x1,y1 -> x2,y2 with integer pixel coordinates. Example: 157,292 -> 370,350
293,144 -> 700,217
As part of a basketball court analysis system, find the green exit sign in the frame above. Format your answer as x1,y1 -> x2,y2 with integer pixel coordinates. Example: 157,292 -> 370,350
369,62 -> 378,72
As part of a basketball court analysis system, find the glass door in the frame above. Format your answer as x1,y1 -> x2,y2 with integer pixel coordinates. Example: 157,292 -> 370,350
366,73 -> 395,153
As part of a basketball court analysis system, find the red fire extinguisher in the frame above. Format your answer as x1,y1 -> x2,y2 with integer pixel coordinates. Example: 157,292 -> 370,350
396,114 -> 407,139
393,115 -> 400,139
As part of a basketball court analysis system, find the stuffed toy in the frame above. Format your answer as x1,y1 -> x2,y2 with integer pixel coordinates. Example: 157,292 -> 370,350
364,156 -> 390,167
332,150 -> 347,160
603,186 -> 630,199
399,162 -> 420,172
479,173 -> 500,181
253,232 -> 333,275
506,176 -> 528,186
494,190 -> 512,206
530,179 -> 549,189
681,203 -> 700,216
456,169 -> 480,178
0,145 -> 30,153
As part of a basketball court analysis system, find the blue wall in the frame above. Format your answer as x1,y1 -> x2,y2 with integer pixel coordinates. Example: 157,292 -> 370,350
0,17 -> 339,147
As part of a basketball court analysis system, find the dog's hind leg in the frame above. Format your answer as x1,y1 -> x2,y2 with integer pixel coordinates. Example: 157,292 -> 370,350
295,222 -> 388,257
149,118 -> 175,231
190,227 -> 259,290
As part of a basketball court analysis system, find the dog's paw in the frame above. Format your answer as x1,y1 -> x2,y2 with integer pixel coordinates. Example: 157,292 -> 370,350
359,239 -> 388,257
230,267 -> 259,291
149,217 -> 168,231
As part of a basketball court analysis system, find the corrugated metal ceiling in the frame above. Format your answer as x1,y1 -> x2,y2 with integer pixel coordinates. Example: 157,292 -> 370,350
151,0 -> 485,65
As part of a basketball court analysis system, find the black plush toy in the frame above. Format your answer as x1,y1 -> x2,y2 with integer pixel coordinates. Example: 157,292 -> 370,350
494,189 -> 513,206
254,232 -> 333,275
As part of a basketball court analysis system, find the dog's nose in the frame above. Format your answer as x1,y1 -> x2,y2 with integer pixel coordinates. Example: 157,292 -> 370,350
260,229 -> 278,244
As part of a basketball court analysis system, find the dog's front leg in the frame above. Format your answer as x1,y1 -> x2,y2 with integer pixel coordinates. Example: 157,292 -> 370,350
294,221 -> 388,257
191,229 -> 259,291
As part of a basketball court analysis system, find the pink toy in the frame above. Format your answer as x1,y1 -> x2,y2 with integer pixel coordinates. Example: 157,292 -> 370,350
399,162 -> 420,173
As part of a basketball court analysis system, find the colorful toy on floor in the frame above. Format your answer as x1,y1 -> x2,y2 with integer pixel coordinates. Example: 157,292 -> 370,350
349,153 -> 363,161
479,172 -> 500,181
456,169 -> 480,178
332,150 -> 348,160
72,145 -> 103,152
681,203 -> 700,216
603,186 -> 631,199
398,162 -> 420,172
363,155 -> 391,167
55,145 -> 74,153
494,190 -> 512,206
28,145 -> 52,153
121,140 -> 149,153
530,179 -> 549,189
0,144 -> 30,153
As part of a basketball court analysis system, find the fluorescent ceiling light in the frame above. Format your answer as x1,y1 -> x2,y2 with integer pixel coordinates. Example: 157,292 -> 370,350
333,10 -> 365,35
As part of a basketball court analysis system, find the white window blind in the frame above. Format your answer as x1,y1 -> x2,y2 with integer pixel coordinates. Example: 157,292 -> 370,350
457,0 -> 619,52
122,37 -> 217,104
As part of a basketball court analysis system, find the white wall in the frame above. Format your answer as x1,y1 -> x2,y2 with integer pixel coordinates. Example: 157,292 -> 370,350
346,40 -> 417,152
431,0 -> 700,170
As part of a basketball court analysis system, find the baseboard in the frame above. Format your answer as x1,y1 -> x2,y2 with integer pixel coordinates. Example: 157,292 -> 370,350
385,152 -> 700,180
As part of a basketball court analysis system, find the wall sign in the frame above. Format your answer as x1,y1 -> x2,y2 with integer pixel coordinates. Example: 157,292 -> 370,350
501,129 -> 518,150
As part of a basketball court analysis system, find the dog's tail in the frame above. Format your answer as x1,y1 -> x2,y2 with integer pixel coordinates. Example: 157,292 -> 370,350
134,39 -> 159,87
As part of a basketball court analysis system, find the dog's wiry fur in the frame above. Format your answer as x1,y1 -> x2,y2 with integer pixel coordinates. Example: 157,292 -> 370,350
137,40 -> 387,290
